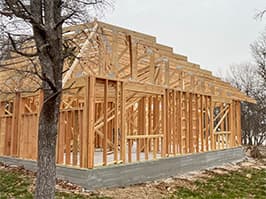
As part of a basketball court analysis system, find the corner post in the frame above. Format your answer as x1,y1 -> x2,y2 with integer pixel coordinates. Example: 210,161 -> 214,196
82,76 -> 95,168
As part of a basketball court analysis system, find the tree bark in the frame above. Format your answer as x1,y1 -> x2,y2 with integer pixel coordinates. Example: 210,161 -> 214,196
35,92 -> 61,198
249,135 -> 253,145
34,36 -> 63,198
243,134 -> 247,145
32,1 -> 63,197
1,0 -> 109,198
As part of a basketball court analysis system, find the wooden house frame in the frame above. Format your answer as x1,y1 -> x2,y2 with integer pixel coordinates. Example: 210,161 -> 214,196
0,21 -> 255,169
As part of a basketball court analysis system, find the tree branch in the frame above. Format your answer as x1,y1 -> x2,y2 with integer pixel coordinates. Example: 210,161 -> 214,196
3,0 -> 46,31
255,9 -> 266,20
8,33 -> 38,57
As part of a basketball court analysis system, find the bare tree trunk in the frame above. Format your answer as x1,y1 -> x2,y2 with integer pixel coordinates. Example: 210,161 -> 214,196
31,0 -> 63,196
254,135 -> 258,146
0,0 -> 111,198
243,134 -> 247,145
248,133 -> 253,145
35,91 -> 61,198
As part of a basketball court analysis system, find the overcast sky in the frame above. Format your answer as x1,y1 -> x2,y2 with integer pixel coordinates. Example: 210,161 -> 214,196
103,0 -> 266,74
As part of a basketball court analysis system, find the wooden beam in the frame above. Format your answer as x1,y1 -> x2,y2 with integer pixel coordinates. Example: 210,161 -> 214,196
149,50 -> 155,84
114,81 -> 119,162
98,21 -> 156,42
125,81 -> 165,95
88,76 -> 96,168
236,101 -> 242,146
214,109 -> 229,132
62,22 -> 98,87
196,94 -> 200,153
165,90 -> 170,155
205,96 -> 209,151
128,35 -> 138,80
162,91 -> 167,157
111,29 -> 119,77
103,79 -> 108,166
189,93 -> 193,153
178,91 -> 182,154
81,76 -> 96,168
120,82 -> 126,162
200,95 -> 204,152
10,93 -> 21,156
210,97 -> 214,150
164,59 -> 170,86
185,92 -> 190,153
229,102 -> 234,147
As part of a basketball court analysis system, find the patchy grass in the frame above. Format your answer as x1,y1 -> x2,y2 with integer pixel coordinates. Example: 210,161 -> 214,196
0,169 -> 32,198
0,164 -> 265,199
169,168 -> 266,199
0,169 -> 110,199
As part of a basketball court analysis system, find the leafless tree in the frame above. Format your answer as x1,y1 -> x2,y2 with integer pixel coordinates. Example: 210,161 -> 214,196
250,33 -> 266,146
226,63 -> 265,146
255,8 -> 266,21
251,33 -> 266,84
0,1 -> 113,198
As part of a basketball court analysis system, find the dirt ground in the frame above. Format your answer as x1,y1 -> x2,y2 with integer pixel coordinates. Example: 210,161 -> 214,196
92,146 -> 266,199
1,146 -> 265,199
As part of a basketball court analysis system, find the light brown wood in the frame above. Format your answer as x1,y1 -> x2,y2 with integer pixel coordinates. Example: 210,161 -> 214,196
210,97 -> 214,150
10,93 -> 21,156
120,82 -> 126,162
103,79 -> 108,165
0,20 -> 251,169
87,76 -> 96,168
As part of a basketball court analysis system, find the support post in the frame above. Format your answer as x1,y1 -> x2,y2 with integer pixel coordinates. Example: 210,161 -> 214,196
10,92 -> 21,156
165,89 -> 170,155
114,81 -> 119,163
205,96 -> 209,151
200,95 -> 204,152
178,91 -> 182,154
82,76 -> 95,168
189,93 -> 193,153
120,82 -> 126,163
103,80 -> 108,165
229,102 -> 235,147
162,90 -> 167,157
196,94 -> 200,153
0,102 -> 4,155
185,92 -> 190,153
210,97 -> 214,150
236,101 -> 242,146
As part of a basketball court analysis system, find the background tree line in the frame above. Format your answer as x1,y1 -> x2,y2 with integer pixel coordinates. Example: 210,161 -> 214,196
226,30 -> 266,146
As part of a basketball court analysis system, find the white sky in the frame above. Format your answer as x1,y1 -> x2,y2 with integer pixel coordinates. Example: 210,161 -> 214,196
103,0 -> 266,74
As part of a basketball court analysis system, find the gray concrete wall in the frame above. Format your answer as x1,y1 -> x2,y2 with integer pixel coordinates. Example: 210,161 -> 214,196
0,147 -> 245,190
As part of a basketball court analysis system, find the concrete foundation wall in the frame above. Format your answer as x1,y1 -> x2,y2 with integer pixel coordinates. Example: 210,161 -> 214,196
0,147 -> 245,190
